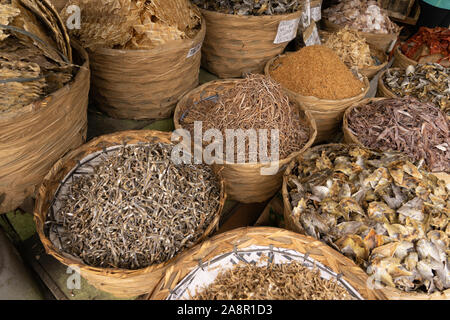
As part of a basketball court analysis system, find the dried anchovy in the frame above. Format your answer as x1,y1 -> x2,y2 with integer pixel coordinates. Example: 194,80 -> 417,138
347,97 -> 450,173
193,261 -> 356,300
181,74 -> 311,160
46,143 -> 221,270
192,0 -> 302,16
287,144 -> 449,294
383,63 -> 450,118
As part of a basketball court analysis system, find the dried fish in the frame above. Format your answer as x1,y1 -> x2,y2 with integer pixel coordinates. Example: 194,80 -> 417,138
323,0 -> 399,34
382,64 -> 450,118
192,0 -> 303,16
347,97 -> 449,173
46,143 -> 222,270
286,144 -> 450,294
192,261 -> 356,300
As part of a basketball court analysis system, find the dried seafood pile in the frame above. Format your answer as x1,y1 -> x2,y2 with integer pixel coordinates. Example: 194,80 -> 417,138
323,0 -> 399,34
347,98 -> 449,173
180,74 -> 311,160
401,27 -> 450,67
383,64 -> 450,118
193,261 -> 356,300
192,0 -> 302,16
46,143 -> 222,270
286,144 -> 450,294
323,28 -> 376,70
0,0 -> 73,113
269,45 -> 365,100
61,0 -> 201,50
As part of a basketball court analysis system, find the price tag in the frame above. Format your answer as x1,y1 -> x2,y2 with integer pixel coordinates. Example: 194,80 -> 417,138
300,0 -> 311,28
311,6 -> 321,21
303,21 -> 321,47
187,42 -> 202,58
273,18 -> 300,44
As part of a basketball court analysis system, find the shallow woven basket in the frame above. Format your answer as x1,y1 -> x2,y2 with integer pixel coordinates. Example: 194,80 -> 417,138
265,54 -> 369,144
282,144 -> 450,300
200,8 -> 303,78
342,97 -> 450,186
173,79 -> 317,204
0,42 -> 89,214
393,45 -> 418,69
34,130 -> 226,298
88,19 -> 206,120
150,227 -> 387,300
321,19 -> 400,53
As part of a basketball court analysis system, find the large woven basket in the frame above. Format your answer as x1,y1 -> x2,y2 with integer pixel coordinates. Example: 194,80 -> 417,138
88,19 -> 206,120
173,79 -> 317,204
200,8 -> 303,78
150,227 -> 387,300
393,45 -> 417,69
34,130 -> 226,298
342,97 -> 450,186
265,54 -> 369,144
0,42 -> 89,214
321,19 -> 400,53
282,144 -> 450,300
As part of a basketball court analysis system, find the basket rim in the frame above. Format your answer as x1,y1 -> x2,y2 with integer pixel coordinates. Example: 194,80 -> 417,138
33,129 -> 227,277
173,78 -> 318,166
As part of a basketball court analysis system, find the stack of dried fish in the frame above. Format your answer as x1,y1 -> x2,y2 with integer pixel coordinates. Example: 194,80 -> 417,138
192,0 -> 302,16
323,28 -> 376,70
46,143 -> 222,270
383,64 -> 450,118
0,0 -> 73,113
193,261 -> 356,300
323,0 -> 399,34
61,0 -> 201,50
346,97 -> 449,173
286,144 -> 449,294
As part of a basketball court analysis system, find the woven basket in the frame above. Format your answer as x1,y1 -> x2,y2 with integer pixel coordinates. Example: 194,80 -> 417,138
200,8 -> 303,78
321,19 -> 400,53
150,227 -> 387,300
173,79 -> 317,204
49,0 -> 67,12
282,144 -> 450,300
265,54 -> 370,144
88,19 -> 206,120
377,68 -> 402,98
393,45 -> 417,69
0,42 -> 89,214
34,130 -> 226,298
343,97 -> 450,185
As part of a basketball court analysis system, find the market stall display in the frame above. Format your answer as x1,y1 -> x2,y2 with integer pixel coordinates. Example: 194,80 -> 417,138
60,0 -> 205,120
283,144 -> 450,299
190,0 -> 304,78
378,64 -> 450,119
34,130 -> 226,297
322,0 -> 400,52
265,45 -> 369,143
151,227 -> 386,300
394,27 -> 450,69
0,0 -> 89,213
174,74 -> 317,203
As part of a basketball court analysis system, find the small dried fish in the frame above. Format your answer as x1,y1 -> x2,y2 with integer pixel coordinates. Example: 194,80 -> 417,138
192,0 -> 303,16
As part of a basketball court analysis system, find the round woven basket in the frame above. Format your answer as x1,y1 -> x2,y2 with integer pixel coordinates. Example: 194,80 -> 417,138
150,227 -> 387,300
393,45 -> 418,69
282,144 -> 450,300
0,42 -> 89,214
88,19 -> 206,120
321,19 -> 400,53
173,79 -> 317,204
200,8 -> 303,78
265,54 -> 370,144
34,130 -> 226,298
342,97 -> 450,185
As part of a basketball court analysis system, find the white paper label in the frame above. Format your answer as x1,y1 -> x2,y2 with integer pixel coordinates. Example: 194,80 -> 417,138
187,42 -> 202,58
300,0 -> 311,28
311,6 -> 321,21
273,18 -> 300,44
304,24 -> 321,46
